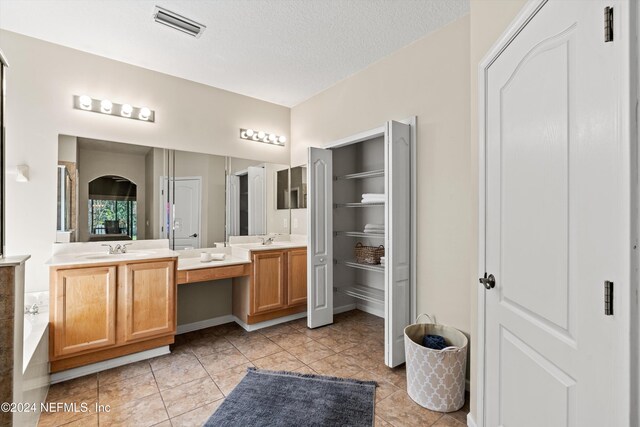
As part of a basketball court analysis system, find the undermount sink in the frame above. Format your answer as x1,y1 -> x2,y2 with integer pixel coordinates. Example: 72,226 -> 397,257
83,252 -> 150,260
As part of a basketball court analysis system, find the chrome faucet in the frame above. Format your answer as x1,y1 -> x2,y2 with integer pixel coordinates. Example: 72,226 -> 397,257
259,236 -> 275,246
25,303 -> 39,315
102,243 -> 133,254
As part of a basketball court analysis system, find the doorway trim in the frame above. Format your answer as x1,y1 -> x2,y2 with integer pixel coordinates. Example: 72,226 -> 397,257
475,1 -> 636,426
159,175 -> 203,249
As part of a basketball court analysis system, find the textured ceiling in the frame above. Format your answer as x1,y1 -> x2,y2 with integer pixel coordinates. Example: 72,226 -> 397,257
0,0 -> 468,106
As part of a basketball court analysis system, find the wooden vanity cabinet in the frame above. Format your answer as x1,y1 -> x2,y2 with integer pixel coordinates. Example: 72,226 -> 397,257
50,258 -> 176,372
233,247 -> 307,325
252,250 -> 287,314
287,248 -> 308,306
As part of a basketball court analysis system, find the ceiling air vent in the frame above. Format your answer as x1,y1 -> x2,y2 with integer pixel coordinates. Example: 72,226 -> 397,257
153,6 -> 206,38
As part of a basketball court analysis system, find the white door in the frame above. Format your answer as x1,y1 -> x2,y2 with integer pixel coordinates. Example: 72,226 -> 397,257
483,2 -> 629,426
173,178 -> 201,250
385,120 -> 411,367
247,166 -> 266,235
226,174 -> 240,238
307,147 -> 333,328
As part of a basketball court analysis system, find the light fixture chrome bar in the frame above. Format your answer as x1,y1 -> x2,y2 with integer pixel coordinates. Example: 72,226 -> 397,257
73,95 -> 155,123
153,6 -> 206,38
239,128 -> 286,146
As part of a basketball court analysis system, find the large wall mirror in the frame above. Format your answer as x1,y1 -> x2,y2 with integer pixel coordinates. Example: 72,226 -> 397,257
55,135 -> 292,250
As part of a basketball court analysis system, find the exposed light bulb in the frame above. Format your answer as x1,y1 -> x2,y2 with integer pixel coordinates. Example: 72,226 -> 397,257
121,104 -> 133,117
139,107 -> 151,121
245,129 -> 255,137
257,131 -> 266,139
252,134 -> 259,141
79,95 -> 92,110
100,99 -> 113,114
268,134 -> 276,142
278,135 -> 287,144
241,131 -> 247,138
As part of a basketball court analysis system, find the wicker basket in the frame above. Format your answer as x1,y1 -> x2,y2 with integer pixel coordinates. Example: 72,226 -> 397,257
354,242 -> 385,265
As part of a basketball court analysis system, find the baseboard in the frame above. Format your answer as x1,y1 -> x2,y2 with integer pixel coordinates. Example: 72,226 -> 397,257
467,413 -> 477,427
333,303 -> 356,314
233,311 -> 307,332
356,302 -> 384,318
50,346 -> 170,384
176,314 -> 236,334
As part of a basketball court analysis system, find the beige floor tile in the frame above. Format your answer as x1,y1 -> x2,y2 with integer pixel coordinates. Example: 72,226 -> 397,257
61,413 -> 98,426
187,335 -> 234,358
150,421 -> 172,427
299,326 -> 332,339
308,353 -> 362,377
170,399 -> 224,427
315,332 -> 359,353
287,340 -> 335,365
153,357 -> 209,391
290,365 -> 318,375
285,318 -> 308,330
232,336 -> 283,360
160,376 -> 224,418
38,387 -> 97,427
98,371 -> 158,408
432,415 -> 466,426
268,331 -> 314,349
97,360 -> 151,386
149,349 -> 199,372
98,392 -> 168,427
45,374 -> 97,402
258,323 -> 297,337
375,415 -> 393,426
252,351 -> 304,371
375,390 -> 442,427
209,362 -> 253,396
346,370 -> 400,402
199,347 -> 251,375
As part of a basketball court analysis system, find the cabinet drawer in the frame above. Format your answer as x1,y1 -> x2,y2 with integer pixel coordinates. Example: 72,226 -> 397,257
177,263 -> 251,284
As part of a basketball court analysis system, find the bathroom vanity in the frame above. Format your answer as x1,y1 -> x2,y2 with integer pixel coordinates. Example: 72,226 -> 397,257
46,241 -> 178,372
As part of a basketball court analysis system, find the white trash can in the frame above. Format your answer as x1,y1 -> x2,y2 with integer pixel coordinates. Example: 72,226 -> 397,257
404,314 -> 468,412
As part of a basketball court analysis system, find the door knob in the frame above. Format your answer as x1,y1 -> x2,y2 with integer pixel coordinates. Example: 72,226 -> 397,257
189,233 -> 198,238
479,273 -> 496,290
319,258 -> 325,262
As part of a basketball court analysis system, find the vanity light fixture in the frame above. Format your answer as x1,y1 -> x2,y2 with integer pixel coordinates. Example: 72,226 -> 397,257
239,128 -> 286,146
73,95 -> 155,123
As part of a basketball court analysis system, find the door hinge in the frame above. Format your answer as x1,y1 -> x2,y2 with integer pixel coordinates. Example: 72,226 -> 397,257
604,281 -> 614,315
604,6 -> 613,42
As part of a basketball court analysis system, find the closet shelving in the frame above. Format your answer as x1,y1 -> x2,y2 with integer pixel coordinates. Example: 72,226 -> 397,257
308,118 -> 414,368
337,259 -> 385,273
337,284 -> 385,304
335,169 -> 385,180
335,231 -> 384,239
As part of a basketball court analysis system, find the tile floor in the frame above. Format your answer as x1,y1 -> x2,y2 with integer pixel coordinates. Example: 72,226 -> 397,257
38,310 -> 469,427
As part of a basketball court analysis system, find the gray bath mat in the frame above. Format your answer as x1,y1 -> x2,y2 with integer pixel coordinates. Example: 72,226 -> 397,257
204,367 -> 377,427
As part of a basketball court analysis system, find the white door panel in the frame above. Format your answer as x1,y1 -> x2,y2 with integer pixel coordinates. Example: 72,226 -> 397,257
248,166 -> 266,235
226,174 -> 240,238
307,147 -> 333,328
173,178 -> 201,250
385,120 -> 411,367
484,2 -> 628,426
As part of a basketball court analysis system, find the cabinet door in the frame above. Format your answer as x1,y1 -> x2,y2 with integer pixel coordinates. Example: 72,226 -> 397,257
118,260 -> 176,343
252,250 -> 286,314
52,266 -> 117,358
287,248 -> 307,306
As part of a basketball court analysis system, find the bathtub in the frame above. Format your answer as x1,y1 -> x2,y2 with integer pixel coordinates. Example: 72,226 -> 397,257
14,307 -> 50,426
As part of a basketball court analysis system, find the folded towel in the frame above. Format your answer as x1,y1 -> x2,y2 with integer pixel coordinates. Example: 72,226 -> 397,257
364,230 -> 384,234
361,198 -> 385,204
210,253 -> 225,261
364,223 -> 385,229
422,334 -> 448,350
362,193 -> 384,199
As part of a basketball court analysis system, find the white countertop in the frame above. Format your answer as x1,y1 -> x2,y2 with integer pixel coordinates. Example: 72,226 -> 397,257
47,240 -> 178,267
178,256 -> 250,271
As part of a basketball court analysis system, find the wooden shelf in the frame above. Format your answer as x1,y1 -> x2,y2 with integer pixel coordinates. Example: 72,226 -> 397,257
335,231 -> 384,239
337,285 -> 385,304
334,202 -> 384,208
335,169 -> 384,180
337,260 -> 385,273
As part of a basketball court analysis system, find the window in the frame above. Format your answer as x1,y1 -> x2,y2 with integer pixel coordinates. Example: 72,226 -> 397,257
89,199 -> 137,239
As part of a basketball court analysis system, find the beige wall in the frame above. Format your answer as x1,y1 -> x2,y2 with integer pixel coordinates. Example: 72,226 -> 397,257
468,0 -> 527,420
0,30 -> 290,291
290,11 -> 472,360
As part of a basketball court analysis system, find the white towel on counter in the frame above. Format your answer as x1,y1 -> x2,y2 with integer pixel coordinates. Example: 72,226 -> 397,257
210,253 -> 226,261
